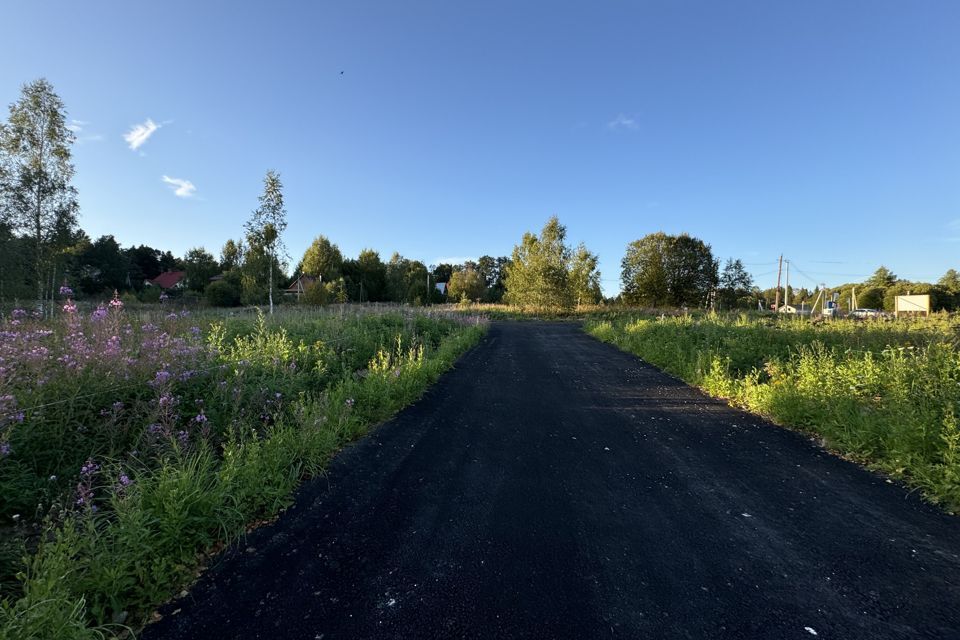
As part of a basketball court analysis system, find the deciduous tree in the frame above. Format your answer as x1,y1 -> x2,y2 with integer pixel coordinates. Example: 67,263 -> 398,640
621,232 -> 718,307
0,78 -> 79,309
244,170 -> 287,313
299,235 -> 343,282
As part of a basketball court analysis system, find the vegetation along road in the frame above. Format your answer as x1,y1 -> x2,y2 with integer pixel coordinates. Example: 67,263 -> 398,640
145,322 -> 960,639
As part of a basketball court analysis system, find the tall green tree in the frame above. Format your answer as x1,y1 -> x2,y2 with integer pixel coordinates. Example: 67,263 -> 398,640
448,267 -> 486,302
72,234 -> 127,295
0,78 -> 79,309
569,244 -> 602,308
182,247 -> 219,292
355,249 -> 386,301
503,216 -> 596,309
718,258 -> 754,309
621,232 -> 671,305
864,266 -> 897,289
219,239 -> 244,272
244,170 -> 287,313
621,232 -> 718,307
299,235 -> 343,282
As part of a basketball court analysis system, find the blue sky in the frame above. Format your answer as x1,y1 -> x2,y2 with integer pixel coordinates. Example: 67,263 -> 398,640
3,1 -> 958,294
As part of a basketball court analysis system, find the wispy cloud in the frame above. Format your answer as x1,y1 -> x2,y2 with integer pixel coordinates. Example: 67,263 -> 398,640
432,256 -> 475,266
607,113 -> 639,131
162,175 -> 196,198
65,120 -> 103,144
125,119 -> 160,150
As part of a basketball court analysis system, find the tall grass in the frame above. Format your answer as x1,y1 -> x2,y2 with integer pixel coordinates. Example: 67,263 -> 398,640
0,302 -> 485,638
585,313 -> 960,511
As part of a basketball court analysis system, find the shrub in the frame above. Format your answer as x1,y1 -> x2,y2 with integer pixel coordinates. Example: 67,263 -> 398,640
206,280 -> 241,307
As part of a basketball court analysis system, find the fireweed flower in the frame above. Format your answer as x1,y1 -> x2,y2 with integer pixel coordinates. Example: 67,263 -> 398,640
108,290 -> 124,311
115,473 -> 133,494
75,458 -> 99,507
59,285 -> 74,296
62,299 -> 78,314
0,442 -> 10,457
91,306 -> 108,321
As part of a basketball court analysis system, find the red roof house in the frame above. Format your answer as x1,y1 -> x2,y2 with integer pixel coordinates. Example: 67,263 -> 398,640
149,271 -> 187,290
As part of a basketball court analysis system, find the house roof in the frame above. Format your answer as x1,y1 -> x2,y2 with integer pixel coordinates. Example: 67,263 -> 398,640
151,271 -> 186,289
285,275 -> 318,293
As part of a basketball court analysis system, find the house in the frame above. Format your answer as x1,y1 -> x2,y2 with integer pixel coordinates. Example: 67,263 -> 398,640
777,303 -> 812,316
148,271 -> 187,290
285,274 -> 318,298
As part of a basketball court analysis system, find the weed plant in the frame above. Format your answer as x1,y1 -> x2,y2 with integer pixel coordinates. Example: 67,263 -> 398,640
0,297 -> 485,638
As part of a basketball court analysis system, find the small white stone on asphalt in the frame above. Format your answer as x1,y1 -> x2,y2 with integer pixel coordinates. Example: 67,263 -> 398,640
804,627 -> 818,636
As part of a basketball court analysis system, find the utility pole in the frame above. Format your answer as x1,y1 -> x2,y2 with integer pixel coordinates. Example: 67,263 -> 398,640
785,260 -> 791,307
774,254 -> 783,311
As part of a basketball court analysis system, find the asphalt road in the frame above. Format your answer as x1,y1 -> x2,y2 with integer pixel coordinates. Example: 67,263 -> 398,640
145,322 -> 960,640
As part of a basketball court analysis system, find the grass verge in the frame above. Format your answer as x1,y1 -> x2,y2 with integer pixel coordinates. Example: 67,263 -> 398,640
585,312 -> 960,512
0,308 -> 485,639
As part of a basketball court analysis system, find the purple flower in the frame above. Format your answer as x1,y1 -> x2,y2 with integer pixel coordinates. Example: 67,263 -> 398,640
345,398 -> 355,408
0,442 -> 10,457
11,309 -> 27,320
59,285 -> 74,296
194,412 -> 208,424
80,459 -> 100,477
62,299 -> 78,314
91,306 -> 108,321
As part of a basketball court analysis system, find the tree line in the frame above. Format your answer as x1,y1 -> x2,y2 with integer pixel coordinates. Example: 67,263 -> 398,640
3,78 -> 957,313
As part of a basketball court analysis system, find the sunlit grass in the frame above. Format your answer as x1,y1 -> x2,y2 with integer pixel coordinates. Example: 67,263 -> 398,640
585,312 -> 960,511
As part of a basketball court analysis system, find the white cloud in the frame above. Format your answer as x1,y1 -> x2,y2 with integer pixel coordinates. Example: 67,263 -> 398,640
162,175 -> 196,198
607,113 -> 639,131
124,118 -> 160,150
432,256 -> 476,266
66,119 -> 88,133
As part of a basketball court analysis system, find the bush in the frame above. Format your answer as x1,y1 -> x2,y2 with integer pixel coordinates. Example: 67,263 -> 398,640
300,281 -> 329,306
206,280 -> 241,307
137,286 -> 162,303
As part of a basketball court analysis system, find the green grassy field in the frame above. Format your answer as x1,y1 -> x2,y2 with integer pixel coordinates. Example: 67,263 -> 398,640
0,304 -> 485,639
585,312 -> 960,512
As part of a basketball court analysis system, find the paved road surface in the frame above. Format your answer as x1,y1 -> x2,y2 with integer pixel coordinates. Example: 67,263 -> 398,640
145,322 -> 960,639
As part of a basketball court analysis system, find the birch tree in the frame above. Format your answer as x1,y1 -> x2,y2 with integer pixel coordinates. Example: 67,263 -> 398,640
244,170 -> 287,314
0,79 -> 79,310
